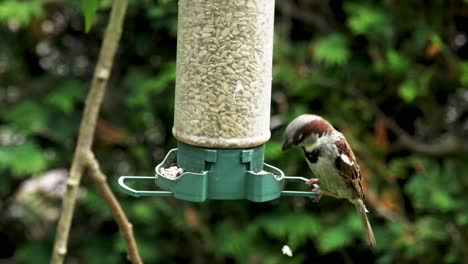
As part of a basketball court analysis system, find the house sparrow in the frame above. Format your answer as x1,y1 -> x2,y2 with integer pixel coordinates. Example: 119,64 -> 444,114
282,114 -> 376,247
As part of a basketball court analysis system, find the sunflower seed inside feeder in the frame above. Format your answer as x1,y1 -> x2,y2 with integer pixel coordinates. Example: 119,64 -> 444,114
172,0 -> 274,148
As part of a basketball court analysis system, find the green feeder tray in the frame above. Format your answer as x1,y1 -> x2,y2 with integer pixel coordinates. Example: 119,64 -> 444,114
118,142 -> 318,202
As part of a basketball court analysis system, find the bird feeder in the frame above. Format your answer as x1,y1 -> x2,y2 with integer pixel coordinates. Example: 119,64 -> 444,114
118,0 -> 318,202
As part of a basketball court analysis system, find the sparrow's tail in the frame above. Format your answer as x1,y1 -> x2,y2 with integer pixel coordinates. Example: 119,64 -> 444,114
354,198 -> 376,248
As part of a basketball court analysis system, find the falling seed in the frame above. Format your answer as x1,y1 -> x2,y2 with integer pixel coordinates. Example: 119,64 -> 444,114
281,245 -> 293,257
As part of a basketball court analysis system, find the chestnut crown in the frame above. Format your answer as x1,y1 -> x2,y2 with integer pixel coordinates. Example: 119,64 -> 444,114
282,114 -> 335,150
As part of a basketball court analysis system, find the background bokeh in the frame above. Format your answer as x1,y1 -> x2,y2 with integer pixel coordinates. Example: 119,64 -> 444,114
1,0 -> 468,263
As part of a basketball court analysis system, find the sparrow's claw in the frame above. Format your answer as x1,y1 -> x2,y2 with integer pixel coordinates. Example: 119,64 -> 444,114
310,188 -> 322,203
305,178 -> 320,191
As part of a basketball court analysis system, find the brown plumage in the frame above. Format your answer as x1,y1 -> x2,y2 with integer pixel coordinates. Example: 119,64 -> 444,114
334,136 -> 364,200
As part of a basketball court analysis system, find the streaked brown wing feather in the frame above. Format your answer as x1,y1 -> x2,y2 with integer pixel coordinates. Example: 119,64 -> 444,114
335,135 -> 365,200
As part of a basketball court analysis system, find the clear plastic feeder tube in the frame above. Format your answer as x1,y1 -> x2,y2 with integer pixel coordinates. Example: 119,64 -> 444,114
173,0 -> 275,148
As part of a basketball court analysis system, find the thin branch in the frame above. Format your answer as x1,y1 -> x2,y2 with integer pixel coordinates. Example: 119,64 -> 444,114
365,186 -> 413,230
83,150 -> 143,264
51,0 -> 128,263
275,1 -> 332,33
350,89 -> 468,155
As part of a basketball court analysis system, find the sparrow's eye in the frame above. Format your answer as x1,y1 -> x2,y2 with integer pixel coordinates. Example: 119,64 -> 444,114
295,133 -> 304,144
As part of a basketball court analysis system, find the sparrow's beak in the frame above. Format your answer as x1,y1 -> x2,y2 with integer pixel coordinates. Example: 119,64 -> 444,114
282,141 -> 292,151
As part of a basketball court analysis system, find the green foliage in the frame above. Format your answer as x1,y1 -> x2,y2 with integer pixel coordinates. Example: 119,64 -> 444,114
460,61 -> 468,86
398,80 -> 418,103
125,63 -> 176,108
4,101 -> 48,134
83,233 -> 122,263
0,141 -> 48,176
264,141 -> 282,160
0,0 -> 42,25
255,213 -> 320,249
46,81 -> 85,114
313,33 -> 350,66
15,239 -> 52,264
317,212 -> 362,253
82,0 -> 101,32
344,2 -> 391,38
147,0 -> 174,19
386,49 -> 410,74
81,189 -> 113,218
405,160 -> 464,212
214,222 -> 255,256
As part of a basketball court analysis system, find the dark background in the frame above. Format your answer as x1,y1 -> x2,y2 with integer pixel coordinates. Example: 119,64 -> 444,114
1,0 -> 468,263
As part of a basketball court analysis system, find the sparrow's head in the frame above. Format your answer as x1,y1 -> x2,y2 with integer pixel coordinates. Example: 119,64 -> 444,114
282,114 -> 335,151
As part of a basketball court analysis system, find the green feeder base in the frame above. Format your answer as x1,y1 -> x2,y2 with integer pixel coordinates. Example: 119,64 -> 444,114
118,142 -> 318,202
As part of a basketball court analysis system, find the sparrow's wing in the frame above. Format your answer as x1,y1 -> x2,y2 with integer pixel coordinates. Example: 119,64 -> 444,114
334,134 -> 365,200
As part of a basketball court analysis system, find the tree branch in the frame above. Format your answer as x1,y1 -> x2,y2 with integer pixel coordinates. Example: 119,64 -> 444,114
83,150 -> 143,264
351,89 -> 468,156
275,1 -> 332,33
365,186 -> 413,230
51,0 -> 128,263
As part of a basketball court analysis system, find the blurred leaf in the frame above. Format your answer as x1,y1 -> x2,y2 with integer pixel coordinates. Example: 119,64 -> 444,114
373,60 -> 385,74
46,81 -> 85,113
16,239 -> 51,263
273,63 -> 299,85
430,33 -> 443,48
215,222 -> 254,256
313,33 -> 350,66
131,202 -> 155,223
459,61 -> 468,86
4,101 -> 48,134
83,233 -> 121,263
125,63 -> 176,107
456,211 -> 468,225
0,0 -> 42,25
82,0 -> 101,32
318,225 -> 353,253
345,2 -> 391,37
317,212 -> 361,253
405,160 -> 463,212
255,213 -> 321,249
398,80 -> 418,102
414,217 -> 446,241
431,190 -> 459,211
387,50 -> 410,74
265,141 -> 283,161
134,235 -> 161,261
81,189 -> 112,218
0,141 -> 48,176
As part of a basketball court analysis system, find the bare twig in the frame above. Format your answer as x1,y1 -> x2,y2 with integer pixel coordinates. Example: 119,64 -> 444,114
83,150 -> 143,264
365,187 -> 413,230
275,1 -> 332,33
350,89 -> 468,155
51,0 -> 129,263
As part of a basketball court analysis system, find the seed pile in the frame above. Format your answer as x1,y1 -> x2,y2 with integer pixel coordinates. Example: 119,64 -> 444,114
173,0 -> 275,148
159,165 -> 184,180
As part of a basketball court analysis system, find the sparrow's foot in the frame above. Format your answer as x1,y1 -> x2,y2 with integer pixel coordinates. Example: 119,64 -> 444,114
305,178 -> 320,191
310,188 -> 322,203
